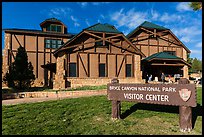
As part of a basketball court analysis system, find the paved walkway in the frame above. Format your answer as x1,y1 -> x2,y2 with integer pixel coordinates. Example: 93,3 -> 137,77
2,89 -> 107,106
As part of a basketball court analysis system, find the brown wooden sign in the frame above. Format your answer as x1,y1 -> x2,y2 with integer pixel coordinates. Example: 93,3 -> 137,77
107,78 -> 197,132
107,83 -> 197,107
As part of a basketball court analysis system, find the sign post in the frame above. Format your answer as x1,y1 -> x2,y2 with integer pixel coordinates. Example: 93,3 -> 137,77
178,78 -> 192,132
111,78 -> 121,119
107,78 -> 196,132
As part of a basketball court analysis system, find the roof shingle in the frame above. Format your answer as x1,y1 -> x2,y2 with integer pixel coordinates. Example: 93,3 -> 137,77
84,23 -> 122,34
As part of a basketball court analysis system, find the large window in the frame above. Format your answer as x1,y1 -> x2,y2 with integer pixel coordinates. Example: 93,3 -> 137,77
46,24 -> 62,32
45,39 -> 62,49
99,64 -> 106,77
69,63 -> 77,77
126,64 -> 132,77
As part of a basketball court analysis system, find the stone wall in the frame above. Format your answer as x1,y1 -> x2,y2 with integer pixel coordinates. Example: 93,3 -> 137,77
66,77 -> 145,88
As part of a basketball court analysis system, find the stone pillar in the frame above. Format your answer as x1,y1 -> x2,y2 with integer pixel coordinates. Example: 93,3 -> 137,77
134,55 -> 142,82
2,33 -> 11,87
53,53 -> 66,90
183,65 -> 189,79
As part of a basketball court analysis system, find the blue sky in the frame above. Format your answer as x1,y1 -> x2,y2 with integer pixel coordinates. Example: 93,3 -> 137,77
2,2 -> 202,60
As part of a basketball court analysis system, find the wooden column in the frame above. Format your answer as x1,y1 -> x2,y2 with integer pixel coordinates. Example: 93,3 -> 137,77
179,78 -> 192,132
111,78 -> 121,119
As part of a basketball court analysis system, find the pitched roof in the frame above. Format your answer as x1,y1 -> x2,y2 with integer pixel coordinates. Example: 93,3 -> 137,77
143,52 -> 181,61
3,28 -> 75,37
84,23 -> 122,34
40,18 -> 67,28
126,21 -> 169,38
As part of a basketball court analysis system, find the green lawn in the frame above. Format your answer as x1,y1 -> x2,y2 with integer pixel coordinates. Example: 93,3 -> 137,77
2,87 -> 202,135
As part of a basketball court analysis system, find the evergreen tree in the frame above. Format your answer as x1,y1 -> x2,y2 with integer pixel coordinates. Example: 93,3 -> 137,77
189,2 -> 202,11
3,46 -> 35,90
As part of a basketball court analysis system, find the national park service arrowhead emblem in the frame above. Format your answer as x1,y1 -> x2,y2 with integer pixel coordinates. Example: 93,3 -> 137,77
179,88 -> 191,102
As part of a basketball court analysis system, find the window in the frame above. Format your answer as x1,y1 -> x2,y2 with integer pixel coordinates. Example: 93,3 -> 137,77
164,51 -> 176,56
57,26 -> 62,32
99,64 -> 106,77
69,63 -> 77,77
45,39 -> 51,48
57,40 -> 62,48
46,24 -> 62,33
126,64 -> 132,77
51,40 -> 57,49
95,41 -> 109,47
45,39 -> 62,49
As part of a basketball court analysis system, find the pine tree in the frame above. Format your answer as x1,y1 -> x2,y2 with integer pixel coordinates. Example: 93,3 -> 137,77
3,46 -> 35,90
189,2 -> 202,11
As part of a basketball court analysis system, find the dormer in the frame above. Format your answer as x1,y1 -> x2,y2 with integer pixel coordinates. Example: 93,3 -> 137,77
40,18 -> 67,34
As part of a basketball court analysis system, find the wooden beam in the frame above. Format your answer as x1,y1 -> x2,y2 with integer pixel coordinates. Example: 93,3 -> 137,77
67,54 -> 70,77
77,53 -> 79,77
78,54 -> 88,76
106,53 -> 108,77
130,34 -> 152,40
154,29 -> 156,37
24,35 -> 26,48
141,27 -> 180,46
84,31 -> 102,39
36,36 -> 38,78
148,34 -> 150,56
132,55 -> 134,77
87,53 -> 90,77
14,34 -> 23,47
115,55 -> 117,77
133,43 -> 180,48
151,63 -> 184,66
103,33 -> 105,45
117,55 -> 126,77
60,39 -> 103,51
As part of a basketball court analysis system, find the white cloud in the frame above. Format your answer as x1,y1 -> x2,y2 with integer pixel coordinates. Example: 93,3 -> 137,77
70,16 -> 80,27
48,7 -> 72,17
77,2 -> 110,8
171,26 -> 202,43
176,2 -> 192,12
190,49 -> 202,54
100,14 -> 105,19
77,2 -> 88,8
110,8 -> 148,29
195,42 -> 202,48
159,13 -> 183,23
150,8 -> 159,20
92,2 -> 111,5
85,19 -> 90,26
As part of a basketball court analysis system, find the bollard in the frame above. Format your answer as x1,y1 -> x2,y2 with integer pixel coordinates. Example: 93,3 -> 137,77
111,78 -> 121,119
178,78 -> 192,132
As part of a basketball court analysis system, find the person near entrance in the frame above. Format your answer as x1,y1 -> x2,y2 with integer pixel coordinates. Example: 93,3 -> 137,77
161,72 -> 165,83
148,74 -> 152,82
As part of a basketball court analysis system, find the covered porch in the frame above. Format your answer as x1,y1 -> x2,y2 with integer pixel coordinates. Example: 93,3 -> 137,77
141,52 -> 191,82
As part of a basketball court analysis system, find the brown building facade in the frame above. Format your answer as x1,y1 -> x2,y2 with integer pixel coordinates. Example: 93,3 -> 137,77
127,21 -> 191,82
2,19 -> 191,89
52,23 -> 145,89
2,18 -> 74,87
